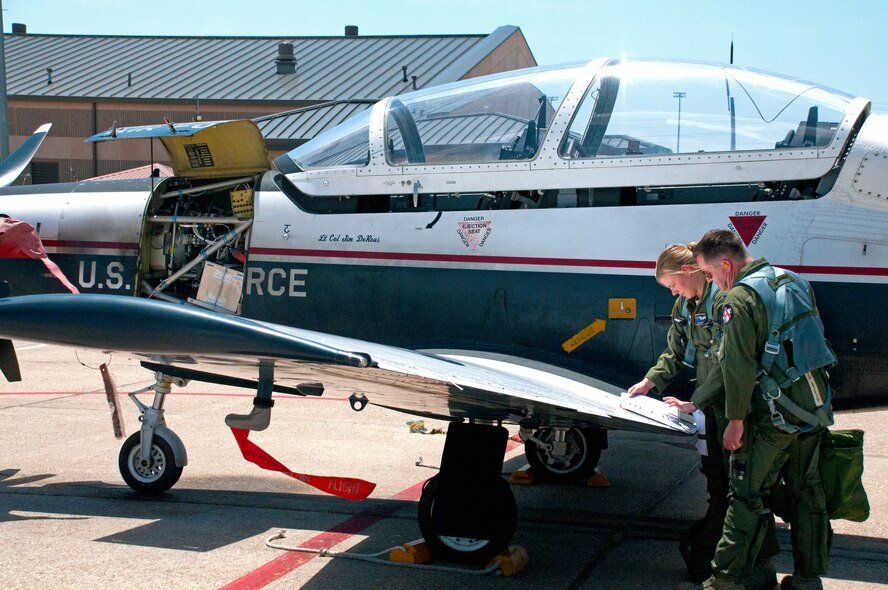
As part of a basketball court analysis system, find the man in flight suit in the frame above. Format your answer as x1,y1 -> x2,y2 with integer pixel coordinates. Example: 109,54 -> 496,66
693,229 -> 831,590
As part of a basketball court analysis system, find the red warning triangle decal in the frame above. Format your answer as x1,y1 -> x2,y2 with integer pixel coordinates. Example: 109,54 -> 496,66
457,219 -> 491,251
729,215 -> 766,246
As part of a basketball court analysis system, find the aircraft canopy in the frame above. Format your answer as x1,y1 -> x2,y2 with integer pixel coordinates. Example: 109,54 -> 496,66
276,59 -> 859,172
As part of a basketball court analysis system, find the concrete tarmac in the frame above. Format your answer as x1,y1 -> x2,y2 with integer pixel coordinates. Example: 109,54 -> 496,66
1,342 -> 885,589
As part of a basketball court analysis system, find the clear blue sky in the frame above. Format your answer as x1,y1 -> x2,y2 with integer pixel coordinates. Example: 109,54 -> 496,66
7,0 -> 887,111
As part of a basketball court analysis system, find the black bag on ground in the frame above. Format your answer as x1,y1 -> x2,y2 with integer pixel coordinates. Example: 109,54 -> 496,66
819,429 -> 869,522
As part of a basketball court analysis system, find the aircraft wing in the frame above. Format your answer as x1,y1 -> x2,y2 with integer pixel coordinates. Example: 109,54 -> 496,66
0,293 -> 691,435
0,124 -> 52,186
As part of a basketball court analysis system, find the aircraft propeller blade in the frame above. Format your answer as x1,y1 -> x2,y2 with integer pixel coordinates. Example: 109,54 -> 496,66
0,124 -> 52,187
0,338 -> 21,382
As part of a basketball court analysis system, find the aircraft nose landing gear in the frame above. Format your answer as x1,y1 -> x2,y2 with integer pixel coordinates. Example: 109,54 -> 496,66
119,430 -> 182,493
118,373 -> 188,494
417,421 -> 517,563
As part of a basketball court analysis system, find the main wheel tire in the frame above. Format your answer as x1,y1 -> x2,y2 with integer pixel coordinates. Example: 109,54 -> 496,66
417,474 -> 517,564
524,427 -> 602,482
119,431 -> 183,494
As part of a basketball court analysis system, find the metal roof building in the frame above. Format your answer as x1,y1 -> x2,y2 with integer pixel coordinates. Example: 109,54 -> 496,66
256,99 -> 375,151
4,25 -> 535,182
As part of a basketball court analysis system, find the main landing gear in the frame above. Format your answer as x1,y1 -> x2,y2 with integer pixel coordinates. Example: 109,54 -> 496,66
520,426 -> 607,482
118,373 -> 189,494
417,421 -> 517,563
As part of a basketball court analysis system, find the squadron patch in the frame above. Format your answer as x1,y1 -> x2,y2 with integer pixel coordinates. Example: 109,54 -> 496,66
723,304 -> 733,325
695,313 -> 707,326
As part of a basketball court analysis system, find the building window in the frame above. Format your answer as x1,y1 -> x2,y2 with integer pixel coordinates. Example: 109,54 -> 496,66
30,161 -> 59,184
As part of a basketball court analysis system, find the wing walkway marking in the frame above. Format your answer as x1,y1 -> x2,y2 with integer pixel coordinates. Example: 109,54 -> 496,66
218,438 -> 525,590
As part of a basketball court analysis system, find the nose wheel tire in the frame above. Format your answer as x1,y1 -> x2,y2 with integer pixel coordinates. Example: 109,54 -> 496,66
524,427 -> 602,482
119,431 -> 182,494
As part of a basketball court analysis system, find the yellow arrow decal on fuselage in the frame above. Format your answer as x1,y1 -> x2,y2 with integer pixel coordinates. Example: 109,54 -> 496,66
562,319 -> 606,353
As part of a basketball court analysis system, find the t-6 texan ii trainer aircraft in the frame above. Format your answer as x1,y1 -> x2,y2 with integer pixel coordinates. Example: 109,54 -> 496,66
0,58 -> 886,562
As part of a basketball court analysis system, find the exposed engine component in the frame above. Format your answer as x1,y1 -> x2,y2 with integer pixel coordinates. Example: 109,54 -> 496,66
140,176 -> 255,312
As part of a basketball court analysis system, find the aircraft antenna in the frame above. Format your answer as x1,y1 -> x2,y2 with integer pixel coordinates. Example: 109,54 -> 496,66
163,117 -> 177,134
726,35 -> 737,151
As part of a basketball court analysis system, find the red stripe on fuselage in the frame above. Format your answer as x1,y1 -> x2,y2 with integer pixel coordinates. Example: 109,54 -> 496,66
251,247 -> 654,269
250,247 -> 888,277
33,242 -> 886,276
783,264 -> 888,277
42,240 -> 139,250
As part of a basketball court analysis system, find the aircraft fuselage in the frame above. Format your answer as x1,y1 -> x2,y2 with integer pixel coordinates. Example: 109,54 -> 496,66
2,58 -> 887,409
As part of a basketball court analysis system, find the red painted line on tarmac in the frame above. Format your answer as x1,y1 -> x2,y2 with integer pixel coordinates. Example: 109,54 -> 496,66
0,391 -> 131,396
391,479 -> 427,502
218,510 -> 404,590
0,391 -> 347,401
218,483 -> 427,590
218,435 -> 525,589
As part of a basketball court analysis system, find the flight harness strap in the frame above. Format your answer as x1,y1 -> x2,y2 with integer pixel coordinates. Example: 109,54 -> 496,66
679,296 -> 696,369
759,373 -> 832,433
681,287 -> 717,369
760,273 -> 790,376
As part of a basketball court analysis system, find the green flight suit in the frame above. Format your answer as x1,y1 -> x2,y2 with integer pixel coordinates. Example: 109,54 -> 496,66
645,281 -> 726,491
710,258 -> 831,580
645,282 -> 729,583
646,283 -> 728,471
646,280 -> 721,392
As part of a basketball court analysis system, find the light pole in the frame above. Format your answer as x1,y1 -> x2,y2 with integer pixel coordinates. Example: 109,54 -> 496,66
0,0 -> 8,159
673,91 -> 686,153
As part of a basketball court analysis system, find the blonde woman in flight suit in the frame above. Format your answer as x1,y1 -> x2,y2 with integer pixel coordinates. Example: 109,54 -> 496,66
628,244 -> 737,585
